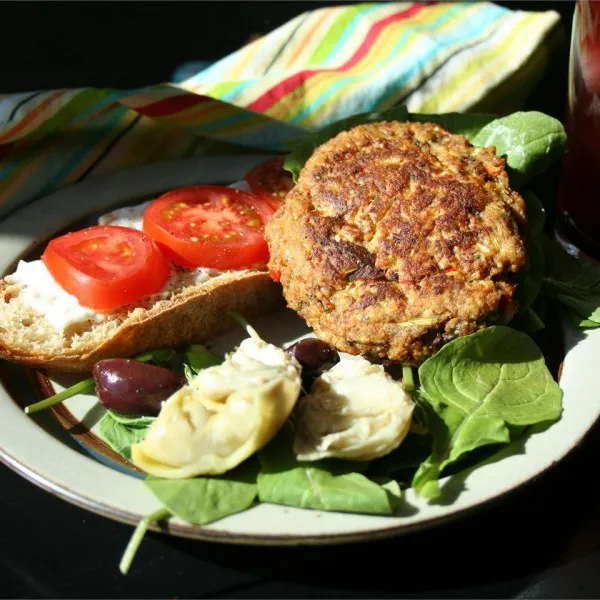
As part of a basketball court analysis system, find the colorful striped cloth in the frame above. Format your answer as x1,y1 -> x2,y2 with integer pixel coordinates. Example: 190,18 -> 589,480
0,2 -> 561,220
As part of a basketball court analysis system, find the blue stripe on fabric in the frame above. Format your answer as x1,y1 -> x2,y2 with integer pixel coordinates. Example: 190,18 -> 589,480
289,3 -> 507,126
325,3 -> 389,65
190,111 -> 305,136
0,92 -> 126,181
218,4 -> 385,104
37,105 -> 131,197
69,90 -> 128,126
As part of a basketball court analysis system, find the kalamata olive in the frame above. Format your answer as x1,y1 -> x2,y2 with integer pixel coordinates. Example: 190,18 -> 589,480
93,359 -> 185,416
285,338 -> 340,379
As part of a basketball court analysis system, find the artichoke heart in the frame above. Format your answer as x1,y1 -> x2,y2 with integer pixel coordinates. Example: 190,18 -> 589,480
131,338 -> 302,478
293,357 -> 414,461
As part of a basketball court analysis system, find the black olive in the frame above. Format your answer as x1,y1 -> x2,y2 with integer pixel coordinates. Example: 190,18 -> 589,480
93,359 -> 185,416
286,338 -> 340,385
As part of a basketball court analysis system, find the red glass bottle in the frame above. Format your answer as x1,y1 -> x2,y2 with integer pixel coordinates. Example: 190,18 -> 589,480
557,1 -> 600,260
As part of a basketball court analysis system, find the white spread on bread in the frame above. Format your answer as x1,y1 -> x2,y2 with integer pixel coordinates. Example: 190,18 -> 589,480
5,182 -> 253,335
5,260 -> 221,335
5,260 -> 110,333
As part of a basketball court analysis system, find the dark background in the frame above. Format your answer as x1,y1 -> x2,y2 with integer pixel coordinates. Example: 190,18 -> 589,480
0,1 -> 575,94
4,2 -> 600,599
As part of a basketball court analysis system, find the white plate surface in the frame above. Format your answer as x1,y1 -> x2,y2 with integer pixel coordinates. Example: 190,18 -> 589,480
0,155 -> 598,544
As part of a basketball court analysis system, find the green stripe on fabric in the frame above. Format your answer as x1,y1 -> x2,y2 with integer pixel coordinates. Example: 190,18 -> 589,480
414,13 -> 542,112
307,3 -> 375,66
469,21 -> 562,114
17,88 -> 118,143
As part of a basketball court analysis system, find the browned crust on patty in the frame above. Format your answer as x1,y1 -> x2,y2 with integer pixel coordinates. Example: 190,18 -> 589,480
266,121 -> 527,365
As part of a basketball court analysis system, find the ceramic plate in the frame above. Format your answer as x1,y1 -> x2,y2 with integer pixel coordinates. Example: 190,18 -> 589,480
0,155 -> 598,545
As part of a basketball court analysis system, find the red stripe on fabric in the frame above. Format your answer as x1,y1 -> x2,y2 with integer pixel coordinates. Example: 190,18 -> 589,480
136,93 -> 213,117
247,3 -> 427,114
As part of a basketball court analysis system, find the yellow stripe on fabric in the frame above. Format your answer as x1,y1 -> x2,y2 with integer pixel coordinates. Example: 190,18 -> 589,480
89,116 -> 193,175
427,12 -> 554,112
196,3 -> 403,112
468,19 -> 560,114
0,107 -> 137,202
306,3 -> 390,67
258,5 -> 427,121
0,90 -> 69,143
262,2 -> 471,125
282,8 -> 340,69
228,38 -> 266,81
309,1 -> 512,123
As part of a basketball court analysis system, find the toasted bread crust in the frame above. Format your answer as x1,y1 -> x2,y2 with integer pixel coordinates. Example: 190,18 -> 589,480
0,270 -> 283,372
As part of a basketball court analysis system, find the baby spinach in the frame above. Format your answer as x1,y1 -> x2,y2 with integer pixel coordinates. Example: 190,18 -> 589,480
98,412 -> 154,460
470,112 -> 567,186
145,458 -> 259,525
257,431 -> 402,514
120,460 -> 259,575
283,107 -> 566,186
366,433 -> 432,480
412,326 -> 562,499
184,344 -> 223,372
523,191 -> 546,238
540,236 -> 600,328
516,242 -> 545,313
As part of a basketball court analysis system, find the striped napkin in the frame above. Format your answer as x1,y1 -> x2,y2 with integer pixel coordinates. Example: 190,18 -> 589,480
0,2 -> 561,220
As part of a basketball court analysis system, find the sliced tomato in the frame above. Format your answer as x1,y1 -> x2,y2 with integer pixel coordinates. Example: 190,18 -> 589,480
143,186 -> 273,270
244,156 -> 294,210
41,225 -> 170,310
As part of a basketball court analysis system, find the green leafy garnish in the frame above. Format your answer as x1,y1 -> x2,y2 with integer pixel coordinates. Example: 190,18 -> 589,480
470,112 -> 567,186
516,241 -> 545,313
119,460 -> 259,575
145,459 -> 259,525
119,507 -> 170,575
98,412 -> 155,460
257,430 -> 401,514
366,433 -> 432,480
182,344 -> 223,385
523,191 -> 546,238
541,236 -> 600,328
283,108 -> 566,186
402,365 -> 415,392
184,345 -> 223,372
411,326 -> 562,499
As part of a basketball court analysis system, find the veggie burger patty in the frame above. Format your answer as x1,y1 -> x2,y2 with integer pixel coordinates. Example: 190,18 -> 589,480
266,121 -> 528,365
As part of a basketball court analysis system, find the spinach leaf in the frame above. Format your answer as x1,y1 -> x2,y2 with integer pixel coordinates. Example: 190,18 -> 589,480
540,236 -> 600,327
412,326 -> 562,499
284,105 -> 409,182
509,307 -> 546,335
409,112 -> 496,139
470,112 -> 567,186
283,108 -> 565,186
98,412 -> 154,460
145,459 -> 259,525
366,433 -> 432,479
516,241 -> 545,313
184,345 -> 223,372
257,431 -> 401,514
120,461 -> 258,575
523,191 -> 546,237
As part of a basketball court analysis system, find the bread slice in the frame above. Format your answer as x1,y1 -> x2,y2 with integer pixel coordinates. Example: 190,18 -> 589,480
0,269 -> 283,373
